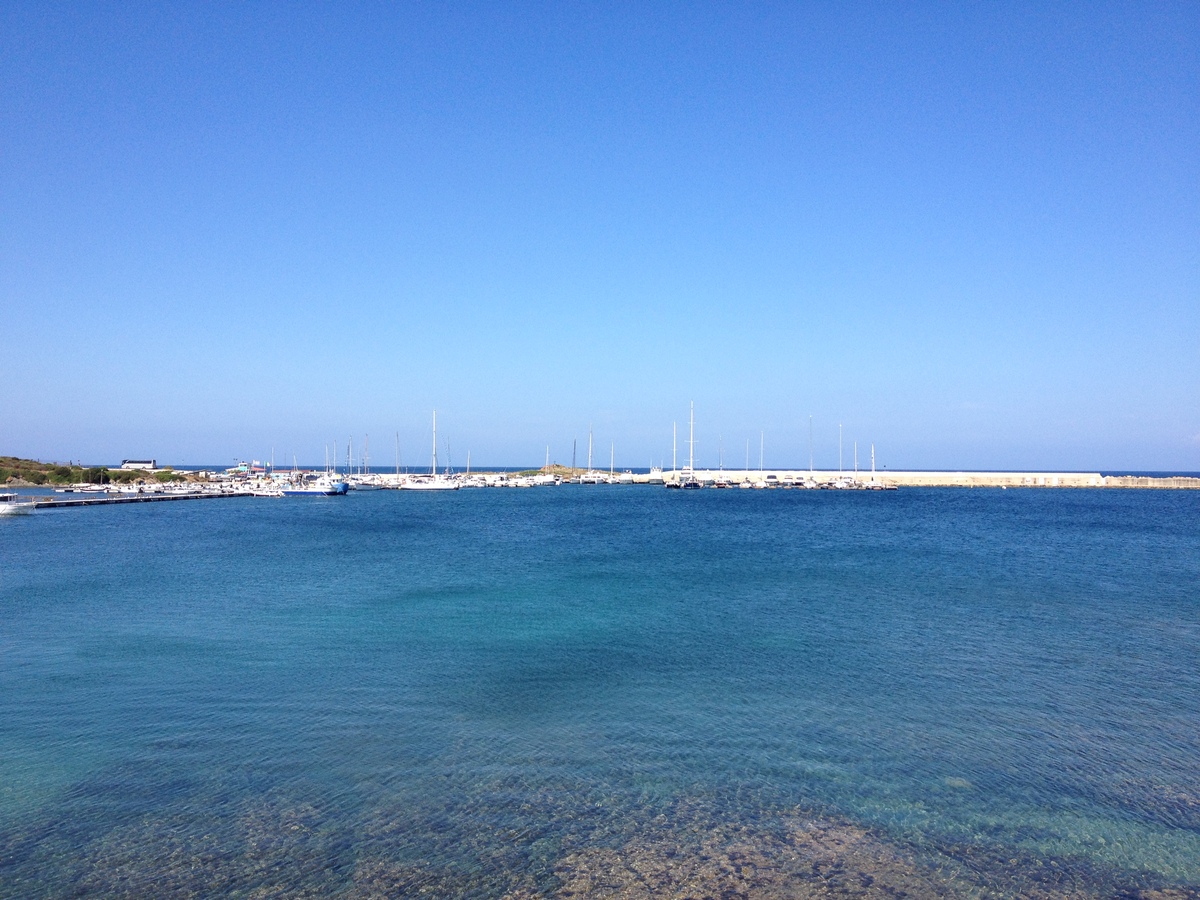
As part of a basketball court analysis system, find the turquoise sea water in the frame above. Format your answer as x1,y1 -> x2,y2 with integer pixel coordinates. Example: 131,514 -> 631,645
1,487 -> 1198,898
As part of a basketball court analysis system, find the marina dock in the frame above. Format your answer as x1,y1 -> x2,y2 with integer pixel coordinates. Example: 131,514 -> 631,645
30,491 -> 253,509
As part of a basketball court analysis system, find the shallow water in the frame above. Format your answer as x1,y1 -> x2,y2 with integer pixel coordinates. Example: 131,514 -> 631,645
1,487 -> 1198,898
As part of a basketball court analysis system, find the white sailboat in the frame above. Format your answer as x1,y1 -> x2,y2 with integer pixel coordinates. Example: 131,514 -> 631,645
580,426 -> 605,483
401,411 -> 459,490
675,402 -> 702,488
665,422 -> 681,488
349,434 -> 384,490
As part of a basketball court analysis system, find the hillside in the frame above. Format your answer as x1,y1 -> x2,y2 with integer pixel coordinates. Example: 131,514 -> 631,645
0,456 -> 186,486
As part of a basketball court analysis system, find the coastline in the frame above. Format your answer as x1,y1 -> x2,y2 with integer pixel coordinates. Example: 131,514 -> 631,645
5,469 -> 1200,490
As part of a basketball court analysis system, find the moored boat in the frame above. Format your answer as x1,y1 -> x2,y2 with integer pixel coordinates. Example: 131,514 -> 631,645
0,492 -> 36,515
400,476 -> 459,491
281,475 -> 348,496
400,410 -> 460,490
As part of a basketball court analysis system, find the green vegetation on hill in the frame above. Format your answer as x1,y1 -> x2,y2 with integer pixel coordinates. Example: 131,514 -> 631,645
0,456 -> 187,485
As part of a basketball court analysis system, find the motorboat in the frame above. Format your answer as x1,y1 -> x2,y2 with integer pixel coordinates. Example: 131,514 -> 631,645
0,492 -> 36,515
281,475 -> 349,496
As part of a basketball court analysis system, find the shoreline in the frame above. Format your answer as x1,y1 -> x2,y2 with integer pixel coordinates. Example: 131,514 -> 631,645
6,470 -> 1200,490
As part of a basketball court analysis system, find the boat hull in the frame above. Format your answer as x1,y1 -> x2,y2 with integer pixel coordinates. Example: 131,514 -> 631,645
281,480 -> 349,496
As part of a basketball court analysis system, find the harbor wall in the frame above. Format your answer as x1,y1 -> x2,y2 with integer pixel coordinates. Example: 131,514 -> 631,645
650,470 -> 1200,489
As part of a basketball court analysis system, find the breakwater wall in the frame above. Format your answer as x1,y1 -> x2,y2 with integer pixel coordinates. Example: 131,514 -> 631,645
653,470 -> 1199,489
1099,475 -> 1200,489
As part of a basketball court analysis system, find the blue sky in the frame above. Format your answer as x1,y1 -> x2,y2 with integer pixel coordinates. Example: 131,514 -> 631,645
2,2 -> 1196,470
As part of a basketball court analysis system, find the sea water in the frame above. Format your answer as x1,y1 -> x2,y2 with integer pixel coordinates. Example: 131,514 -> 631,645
1,487 -> 1197,897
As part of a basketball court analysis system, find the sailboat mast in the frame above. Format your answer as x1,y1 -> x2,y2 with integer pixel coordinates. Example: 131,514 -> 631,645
588,427 -> 593,472
673,422 -> 677,472
431,410 -> 438,476
610,442 -> 614,477
688,402 -> 695,471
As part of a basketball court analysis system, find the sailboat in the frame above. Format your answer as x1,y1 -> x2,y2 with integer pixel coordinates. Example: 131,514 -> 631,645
580,426 -> 605,484
531,446 -> 560,486
865,443 -> 896,490
665,422 -> 681,488
713,436 -> 730,488
680,403 -> 702,488
401,411 -> 459,490
349,434 -> 384,490
279,444 -> 348,495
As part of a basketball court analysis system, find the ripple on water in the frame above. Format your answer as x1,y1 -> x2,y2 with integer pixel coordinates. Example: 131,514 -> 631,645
2,489 -> 1200,898
4,769 -> 1200,899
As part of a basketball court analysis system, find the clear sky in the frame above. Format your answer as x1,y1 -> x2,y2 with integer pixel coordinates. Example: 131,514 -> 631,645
2,2 -> 1197,471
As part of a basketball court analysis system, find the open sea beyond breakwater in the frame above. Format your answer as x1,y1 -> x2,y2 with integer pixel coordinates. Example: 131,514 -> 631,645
1,487 -> 1198,898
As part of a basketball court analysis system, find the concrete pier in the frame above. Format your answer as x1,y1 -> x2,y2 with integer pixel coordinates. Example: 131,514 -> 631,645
31,491 -> 253,509
649,470 -> 1200,489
